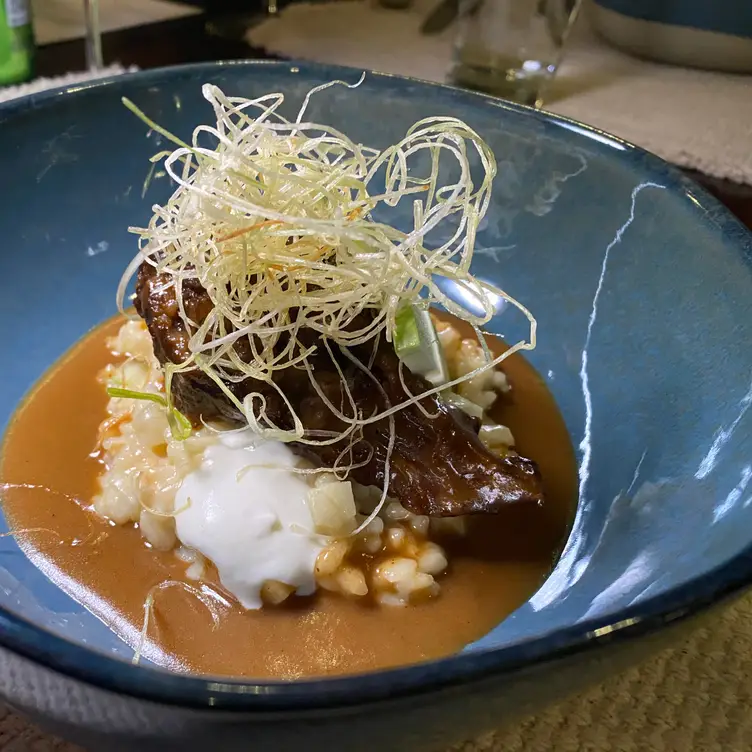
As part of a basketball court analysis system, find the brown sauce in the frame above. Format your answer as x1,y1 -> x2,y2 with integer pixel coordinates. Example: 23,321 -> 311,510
0,315 -> 577,679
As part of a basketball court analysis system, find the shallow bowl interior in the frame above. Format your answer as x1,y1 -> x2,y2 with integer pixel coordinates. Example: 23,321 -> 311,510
0,62 -> 751,707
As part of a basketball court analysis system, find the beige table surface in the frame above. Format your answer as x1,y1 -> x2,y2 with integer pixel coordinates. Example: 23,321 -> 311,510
31,0 -> 199,46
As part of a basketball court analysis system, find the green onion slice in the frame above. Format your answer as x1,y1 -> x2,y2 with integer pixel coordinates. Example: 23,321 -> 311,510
106,387 -> 192,441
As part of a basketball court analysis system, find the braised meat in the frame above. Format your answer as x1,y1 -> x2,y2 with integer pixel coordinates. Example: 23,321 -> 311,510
134,263 -> 544,516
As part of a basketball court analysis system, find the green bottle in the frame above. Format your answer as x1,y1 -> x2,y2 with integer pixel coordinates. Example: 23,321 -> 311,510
0,0 -> 34,86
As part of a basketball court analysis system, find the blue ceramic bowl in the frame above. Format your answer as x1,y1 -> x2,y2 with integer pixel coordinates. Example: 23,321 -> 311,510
0,62 -> 751,751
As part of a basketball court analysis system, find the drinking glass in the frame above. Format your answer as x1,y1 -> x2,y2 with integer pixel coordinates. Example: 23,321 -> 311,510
449,0 -> 582,107
83,0 -> 103,71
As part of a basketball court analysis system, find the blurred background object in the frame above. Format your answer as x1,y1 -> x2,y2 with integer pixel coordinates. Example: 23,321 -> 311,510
590,0 -> 752,73
83,0 -> 102,69
31,0 -> 201,46
0,0 -> 34,85
449,0 -> 582,106
379,0 -> 413,11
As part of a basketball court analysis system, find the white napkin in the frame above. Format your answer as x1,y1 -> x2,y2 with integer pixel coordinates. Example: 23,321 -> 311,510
248,0 -> 752,184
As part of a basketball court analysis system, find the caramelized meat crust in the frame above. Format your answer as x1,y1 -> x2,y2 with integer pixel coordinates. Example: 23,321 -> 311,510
135,263 -> 544,516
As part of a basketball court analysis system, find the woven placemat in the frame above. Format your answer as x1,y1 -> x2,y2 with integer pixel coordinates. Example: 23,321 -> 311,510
0,65 -> 137,103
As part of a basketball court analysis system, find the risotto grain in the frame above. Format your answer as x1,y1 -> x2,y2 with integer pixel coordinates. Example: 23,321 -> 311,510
92,319 -> 517,607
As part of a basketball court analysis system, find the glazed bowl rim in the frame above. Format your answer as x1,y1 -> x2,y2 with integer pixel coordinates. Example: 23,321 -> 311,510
1,59 -> 751,713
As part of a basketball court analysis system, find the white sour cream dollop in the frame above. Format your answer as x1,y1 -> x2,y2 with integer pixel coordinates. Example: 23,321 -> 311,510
174,430 -> 325,609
